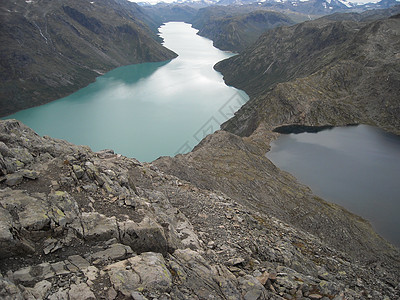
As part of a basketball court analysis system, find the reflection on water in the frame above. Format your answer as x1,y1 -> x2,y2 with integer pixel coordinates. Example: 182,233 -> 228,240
267,125 -> 400,247
4,22 -> 248,162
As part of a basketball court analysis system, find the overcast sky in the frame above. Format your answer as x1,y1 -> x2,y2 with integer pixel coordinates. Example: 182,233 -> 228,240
132,0 -> 383,6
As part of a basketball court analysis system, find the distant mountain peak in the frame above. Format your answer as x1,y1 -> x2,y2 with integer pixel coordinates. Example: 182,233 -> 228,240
142,0 -> 400,12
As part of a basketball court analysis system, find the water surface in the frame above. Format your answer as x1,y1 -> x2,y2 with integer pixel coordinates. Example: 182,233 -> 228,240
267,125 -> 400,247
5,22 -> 248,161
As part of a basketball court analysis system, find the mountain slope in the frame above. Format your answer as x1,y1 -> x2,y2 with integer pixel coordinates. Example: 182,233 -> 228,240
142,3 -> 198,26
321,4 -> 400,22
216,0 -> 400,15
0,0 -> 177,117
215,14 -> 400,136
196,10 -> 295,52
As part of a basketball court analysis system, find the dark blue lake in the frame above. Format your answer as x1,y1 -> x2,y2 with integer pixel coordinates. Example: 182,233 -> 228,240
267,125 -> 400,247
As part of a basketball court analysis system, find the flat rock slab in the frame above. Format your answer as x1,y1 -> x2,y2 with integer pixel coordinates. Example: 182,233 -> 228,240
105,252 -> 172,296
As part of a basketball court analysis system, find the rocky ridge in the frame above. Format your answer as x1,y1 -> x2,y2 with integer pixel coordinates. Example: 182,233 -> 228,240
0,118 -> 399,300
152,12 -> 400,264
215,14 -> 400,136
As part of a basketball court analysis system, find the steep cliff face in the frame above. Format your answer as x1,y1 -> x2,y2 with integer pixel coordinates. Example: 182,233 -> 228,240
0,0 -> 177,117
215,15 -> 400,136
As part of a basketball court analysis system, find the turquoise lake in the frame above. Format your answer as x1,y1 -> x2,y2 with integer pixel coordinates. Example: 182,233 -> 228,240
267,125 -> 400,247
5,22 -> 248,162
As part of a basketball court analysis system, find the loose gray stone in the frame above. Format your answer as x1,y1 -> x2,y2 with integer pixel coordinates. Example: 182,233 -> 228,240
0,141 -> 11,156
0,190 -> 51,232
82,266 -> 99,282
124,197 -> 135,207
82,183 -> 98,192
9,147 -> 33,164
128,252 -> 172,292
309,294 -> 323,300
244,289 -> 263,300
68,283 -> 95,300
50,180 -> 60,190
59,176 -> 75,187
239,275 -> 268,300
90,243 -> 133,264
107,262 -> 140,297
72,165 -> 84,179
12,267 -> 34,284
170,249 -> 241,299
105,252 -> 172,296
227,257 -> 245,266
97,149 -> 115,159
25,280 -> 52,299
5,173 -> 23,186
107,288 -> 118,300
0,207 -> 15,257
80,212 -> 119,241
68,255 -> 91,270
0,153 -> 6,176
295,289 -> 303,298
4,158 -> 20,173
131,291 -> 148,300
20,169 -> 40,180
48,191 -> 81,228
38,262 -> 55,280
43,238 -> 62,255
119,218 -> 169,255
256,271 -> 270,285
48,288 -> 69,300
51,261 -> 69,276
0,275 -> 23,300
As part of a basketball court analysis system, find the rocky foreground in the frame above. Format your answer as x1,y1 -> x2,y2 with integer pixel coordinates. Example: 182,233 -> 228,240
0,119 -> 399,300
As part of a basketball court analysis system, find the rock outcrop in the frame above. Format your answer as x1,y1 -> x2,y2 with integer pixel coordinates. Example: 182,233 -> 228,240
0,118 -> 399,299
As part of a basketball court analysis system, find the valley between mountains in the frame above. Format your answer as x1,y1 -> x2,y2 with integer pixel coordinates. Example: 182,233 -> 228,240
1,0 -> 400,299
